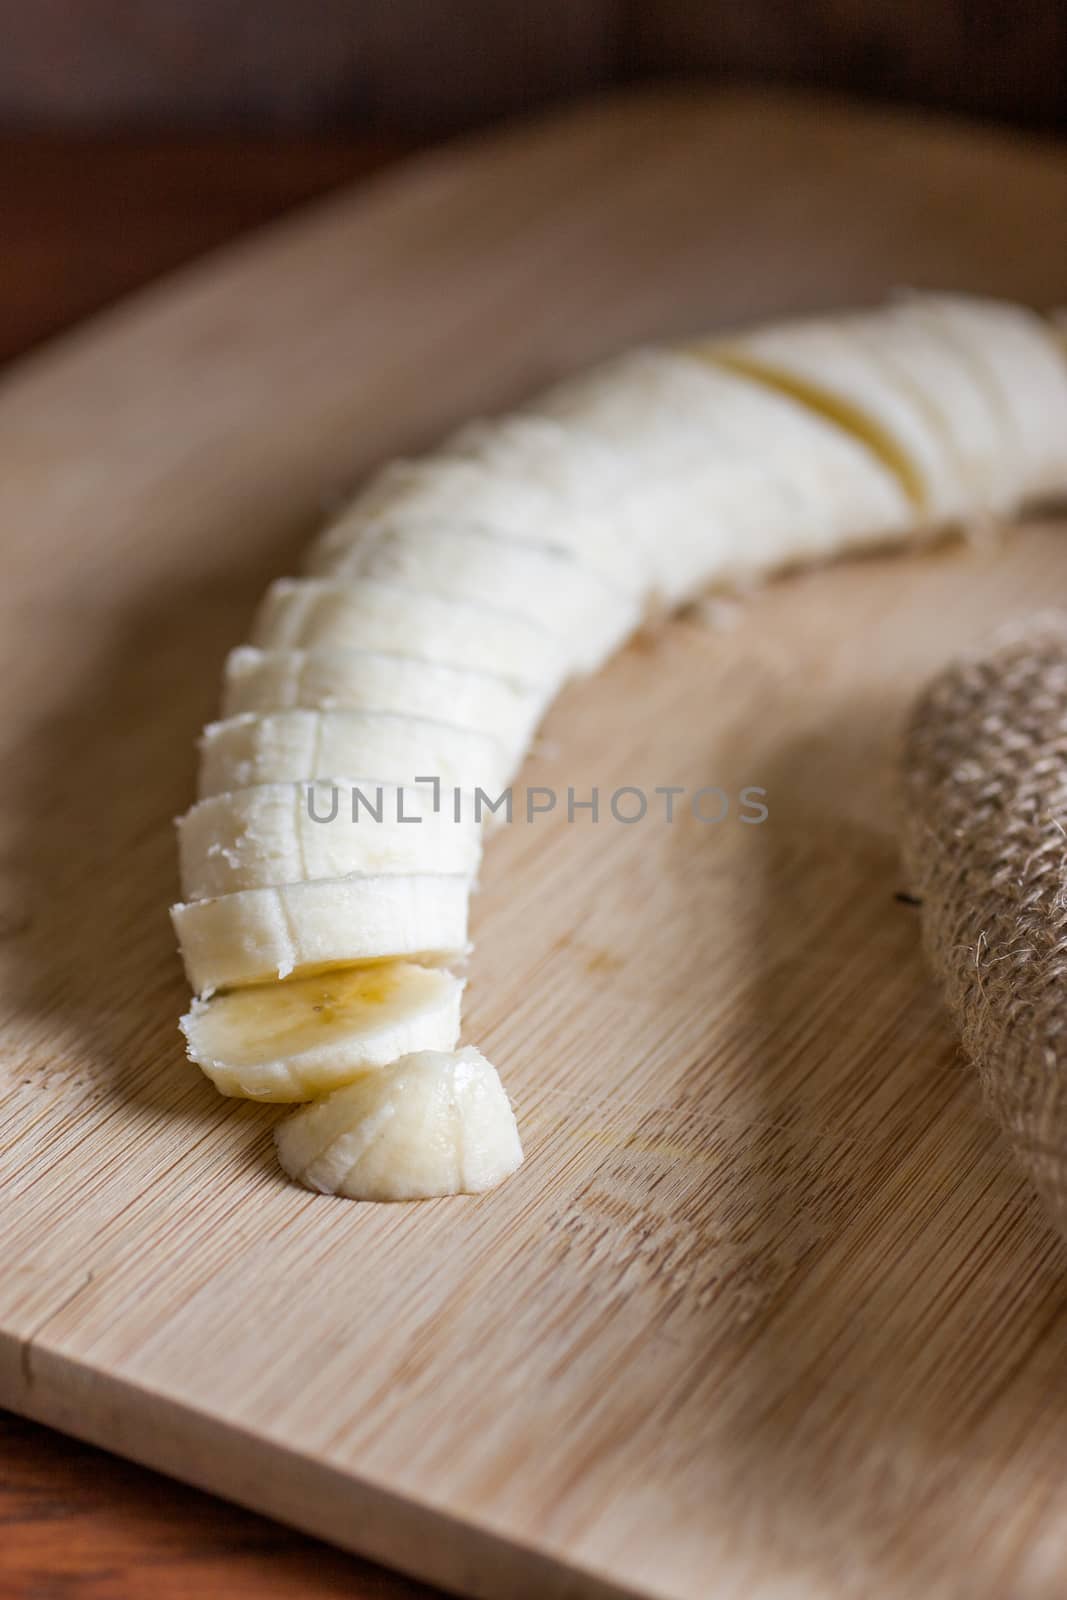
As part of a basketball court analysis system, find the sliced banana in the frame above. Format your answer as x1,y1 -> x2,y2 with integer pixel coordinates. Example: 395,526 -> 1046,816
198,708 -> 512,800
221,646 -> 543,757
171,872 -> 470,996
832,301 -> 1020,512
653,404 -> 910,599
312,352 -> 914,612
311,454 -> 640,590
178,780 -> 482,901
533,347 -> 912,602
251,577 -> 568,688
700,314 -> 974,520
535,348 -> 759,469
306,525 -> 642,672
275,1046 -> 523,1200
446,413 -> 635,506
323,454 -> 568,542
170,294 -> 1067,1204
181,961 -> 463,1101
910,294 -> 1067,501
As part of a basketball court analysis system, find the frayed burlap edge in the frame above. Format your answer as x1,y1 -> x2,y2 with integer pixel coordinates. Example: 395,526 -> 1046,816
900,613 -> 1067,1237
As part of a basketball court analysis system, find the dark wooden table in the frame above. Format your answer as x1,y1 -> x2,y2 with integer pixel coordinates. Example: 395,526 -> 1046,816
0,133 -> 444,1600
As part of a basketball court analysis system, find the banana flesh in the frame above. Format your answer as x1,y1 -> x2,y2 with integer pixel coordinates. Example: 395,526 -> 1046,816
309,524 -> 643,671
221,646 -> 544,762
172,873 -> 470,996
252,577 -> 570,687
169,293 -> 1067,1201
275,1048 -> 523,1200
178,780 -> 482,901
182,962 -> 462,1102
197,709 -> 511,800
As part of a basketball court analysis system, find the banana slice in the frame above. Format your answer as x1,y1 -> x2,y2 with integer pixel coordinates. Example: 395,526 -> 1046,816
909,294 -> 1067,501
251,577 -> 568,688
446,414 -> 635,505
536,346 -> 896,486
700,314 -> 972,520
327,427 -> 904,614
647,406 -> 910,600
314,354 -> 911,612
198,708 -> 512,800
312,455 -> 640,591
171,872 -> 470,996
275,1046 -> 523,1199
860,300 -> 1021,512
536,348 -> 912,602
178,781 -> 482,901
536,348 -> 760,468
620,462 -> 811,604
307,526 -> 642,672
221,646 -> 543,756
181,961 -> 463,1101
325,454 -> 570,541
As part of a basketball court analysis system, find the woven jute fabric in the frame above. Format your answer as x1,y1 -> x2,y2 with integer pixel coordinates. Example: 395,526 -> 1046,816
901,616 -> 1067,1236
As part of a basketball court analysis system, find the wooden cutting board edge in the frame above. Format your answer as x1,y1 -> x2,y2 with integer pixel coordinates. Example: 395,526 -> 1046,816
1,1333 -> 642,1600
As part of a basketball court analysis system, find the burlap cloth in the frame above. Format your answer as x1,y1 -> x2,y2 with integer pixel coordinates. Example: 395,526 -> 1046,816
901,616 -> 1067,1236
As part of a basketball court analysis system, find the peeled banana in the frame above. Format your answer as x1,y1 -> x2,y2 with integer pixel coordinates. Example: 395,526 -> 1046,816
221,646 -> 543,761
178,781 -> 482,901
309,523 -> 643,668
252,577 -> 571,686
172,872 -> 470,995
170,293 -> 1067,1203
197,709 -> 511,800
312,444 -> 638,590
181,962 -> 463,1101
274,1048 -> 523,1200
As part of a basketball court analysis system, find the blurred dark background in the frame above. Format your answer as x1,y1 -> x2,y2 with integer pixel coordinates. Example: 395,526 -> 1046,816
3,1 -> 1067,366
2,0 -> 1067,133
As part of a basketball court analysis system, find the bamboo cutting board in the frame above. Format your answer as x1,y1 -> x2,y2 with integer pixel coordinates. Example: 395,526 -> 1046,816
4,89 -> 1067,1600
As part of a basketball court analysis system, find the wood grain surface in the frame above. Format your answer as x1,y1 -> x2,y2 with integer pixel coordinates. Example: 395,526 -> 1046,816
2,89 -> 1067,1600
0,131 -> 439,1600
